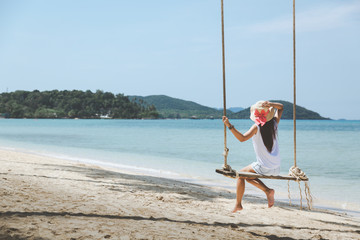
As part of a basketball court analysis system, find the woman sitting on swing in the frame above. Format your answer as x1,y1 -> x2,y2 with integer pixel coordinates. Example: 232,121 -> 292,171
222,100 -> 283,212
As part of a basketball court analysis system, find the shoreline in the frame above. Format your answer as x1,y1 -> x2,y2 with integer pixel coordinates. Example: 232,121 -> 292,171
1,146 -> 359,218
1,148 -> 360,239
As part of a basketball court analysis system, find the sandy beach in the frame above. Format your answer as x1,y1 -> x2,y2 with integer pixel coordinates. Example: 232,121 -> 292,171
0,149 -> 359,240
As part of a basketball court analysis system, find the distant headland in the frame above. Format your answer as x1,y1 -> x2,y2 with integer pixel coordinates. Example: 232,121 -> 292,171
130,95 -> 329,120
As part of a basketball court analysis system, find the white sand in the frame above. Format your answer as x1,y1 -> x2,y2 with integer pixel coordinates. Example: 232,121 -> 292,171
0,149 -> 359,240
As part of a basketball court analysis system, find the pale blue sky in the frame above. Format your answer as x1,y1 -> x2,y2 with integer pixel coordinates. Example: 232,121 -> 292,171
0,0 -> 359,119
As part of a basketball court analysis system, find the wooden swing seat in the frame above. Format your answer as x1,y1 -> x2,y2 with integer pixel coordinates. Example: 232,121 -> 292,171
215,169 -> 308,181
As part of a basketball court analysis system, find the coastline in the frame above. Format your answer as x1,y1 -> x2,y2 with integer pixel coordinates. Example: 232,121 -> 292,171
1,145 -> 359,217
1,149 -> 359,240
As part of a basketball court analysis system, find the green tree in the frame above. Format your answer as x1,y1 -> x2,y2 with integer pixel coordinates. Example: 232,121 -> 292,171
0,90 -> 160,119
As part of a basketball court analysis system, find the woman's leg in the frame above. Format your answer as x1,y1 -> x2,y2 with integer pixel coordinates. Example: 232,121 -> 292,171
237,165 -> 275,208
232,164 -> 253,212
232,178 -> 245,213
246,178 -> 275,208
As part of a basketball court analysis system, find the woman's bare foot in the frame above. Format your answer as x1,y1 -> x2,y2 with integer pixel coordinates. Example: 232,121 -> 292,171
266,189 -> 275,208
232,204 -> 243,213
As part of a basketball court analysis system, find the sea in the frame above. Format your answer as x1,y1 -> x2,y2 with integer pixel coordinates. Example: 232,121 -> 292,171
0,119 -> 359,216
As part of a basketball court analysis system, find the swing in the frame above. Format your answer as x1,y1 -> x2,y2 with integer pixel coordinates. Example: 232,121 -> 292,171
216,0 -> 311,198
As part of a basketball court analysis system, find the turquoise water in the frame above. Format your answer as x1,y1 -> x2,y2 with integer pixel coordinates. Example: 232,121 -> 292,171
0,119 -> 359,214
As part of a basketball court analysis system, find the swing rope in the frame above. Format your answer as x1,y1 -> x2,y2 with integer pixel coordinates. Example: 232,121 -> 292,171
288,0 -> 312,210
293,0 -> 297,169
221,0 -> 230,171
219,0 -> 312,210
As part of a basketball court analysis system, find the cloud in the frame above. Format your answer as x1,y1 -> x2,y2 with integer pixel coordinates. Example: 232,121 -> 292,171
241,1 -> 360,34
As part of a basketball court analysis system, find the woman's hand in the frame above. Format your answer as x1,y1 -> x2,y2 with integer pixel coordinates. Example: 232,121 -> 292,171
263,101 -> 283,110
222,116 -> 231,127
262,101 -> 271,108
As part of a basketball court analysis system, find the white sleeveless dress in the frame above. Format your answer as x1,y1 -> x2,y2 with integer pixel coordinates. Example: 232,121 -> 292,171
251,124 -> 281,175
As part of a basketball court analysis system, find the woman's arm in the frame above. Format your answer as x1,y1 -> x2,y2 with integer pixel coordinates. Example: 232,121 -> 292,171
222,116 -> 257,142
262,101 -> 283,124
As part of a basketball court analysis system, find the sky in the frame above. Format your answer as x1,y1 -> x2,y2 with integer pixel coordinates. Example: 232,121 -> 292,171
0,0 -> 359,119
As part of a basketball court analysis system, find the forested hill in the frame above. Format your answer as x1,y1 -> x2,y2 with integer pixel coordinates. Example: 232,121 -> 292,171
129,95 -> 224,119
0,90 -> 158,119
129,95 -> 328,120
233,100 -> 329,120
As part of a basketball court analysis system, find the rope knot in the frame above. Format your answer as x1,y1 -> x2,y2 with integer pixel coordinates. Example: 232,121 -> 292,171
222,164 -> 239,178
222,147 -> 229,158
287,166 -> 313,210
288,166 -> 308,181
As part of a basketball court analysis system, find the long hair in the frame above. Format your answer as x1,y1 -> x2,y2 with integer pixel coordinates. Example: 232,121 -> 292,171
259,118 -> 277,152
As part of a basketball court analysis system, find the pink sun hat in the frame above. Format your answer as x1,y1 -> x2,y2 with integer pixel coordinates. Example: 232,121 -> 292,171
250,100 -> 276,126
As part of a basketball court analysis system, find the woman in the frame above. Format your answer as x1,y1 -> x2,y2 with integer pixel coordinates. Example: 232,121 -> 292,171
222,100 -> 283,212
